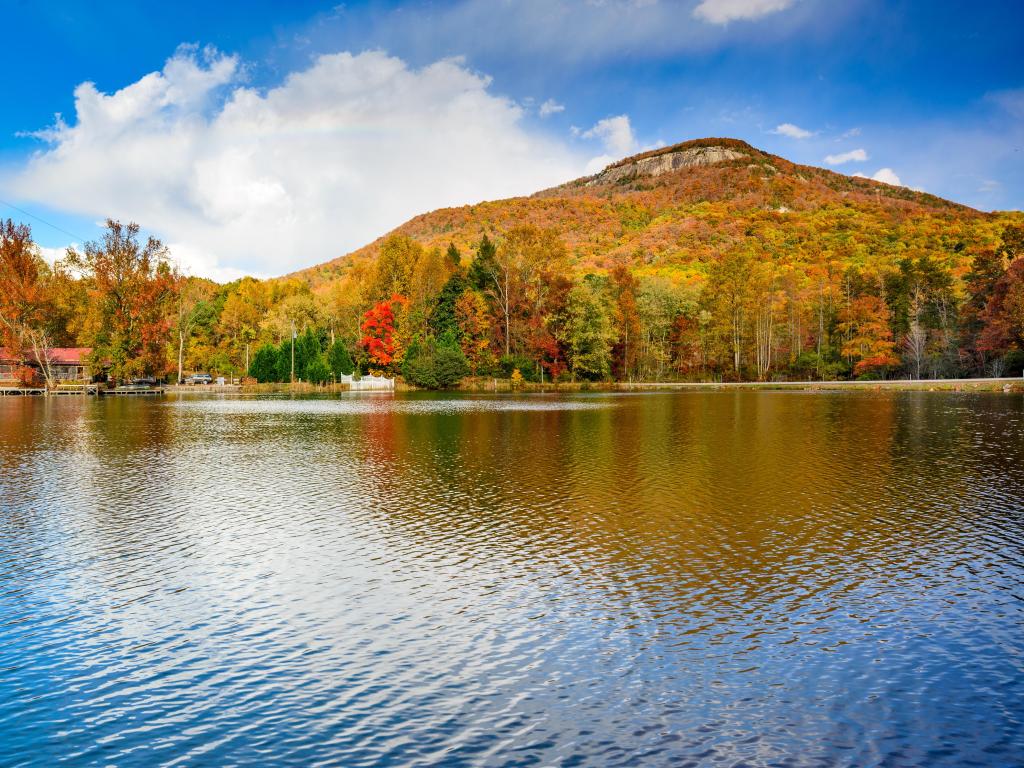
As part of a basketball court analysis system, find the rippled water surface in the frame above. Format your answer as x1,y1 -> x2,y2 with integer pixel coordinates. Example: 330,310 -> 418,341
2,391 -> 1023,767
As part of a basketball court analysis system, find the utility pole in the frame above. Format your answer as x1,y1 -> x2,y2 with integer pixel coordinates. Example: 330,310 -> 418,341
291,321 -> 296,384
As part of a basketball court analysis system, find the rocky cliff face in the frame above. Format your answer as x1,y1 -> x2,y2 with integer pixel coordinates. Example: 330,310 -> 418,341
586,145 -> 748,186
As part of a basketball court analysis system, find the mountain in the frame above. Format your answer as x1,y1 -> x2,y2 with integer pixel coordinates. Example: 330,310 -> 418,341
292,137 -> 998,289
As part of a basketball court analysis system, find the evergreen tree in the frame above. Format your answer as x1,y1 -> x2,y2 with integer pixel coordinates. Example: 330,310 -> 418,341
305,354 -> 331,384
249,344 -> 280,382
327,340 -> 355,376
446,242 -> 461,268
276,338 -> 293,382
429,272 -> 468,338
295,328 -> 322,379
467,234 -> 497,292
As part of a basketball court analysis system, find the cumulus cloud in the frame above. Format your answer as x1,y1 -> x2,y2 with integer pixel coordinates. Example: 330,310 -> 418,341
852,167 -> 903,186
825,148 -> 868,165
870,167 -> 902,186
583,115 -> 637,156
539,98 -> 565,117
36,245 -> 75,266
693,0 -> 796,25
771,122 -> 812,139
7,48 -> 587,278
581,114 -> 640,173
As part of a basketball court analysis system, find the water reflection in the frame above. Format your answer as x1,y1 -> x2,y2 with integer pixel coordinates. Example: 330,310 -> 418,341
1,392 -> 1023,766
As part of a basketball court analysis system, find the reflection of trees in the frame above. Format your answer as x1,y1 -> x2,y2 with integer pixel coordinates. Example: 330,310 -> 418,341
9,392 -> 1019,635
326,392 -> 1024,629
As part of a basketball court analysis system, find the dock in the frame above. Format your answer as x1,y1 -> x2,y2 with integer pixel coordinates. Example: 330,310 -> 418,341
1,384 -> 165,396
52,384 -> 101,395
0,386 -> 46,396
100,386 -> 166,396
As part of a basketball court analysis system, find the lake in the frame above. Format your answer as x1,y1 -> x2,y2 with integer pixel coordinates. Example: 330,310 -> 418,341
1,391 -> 1022,767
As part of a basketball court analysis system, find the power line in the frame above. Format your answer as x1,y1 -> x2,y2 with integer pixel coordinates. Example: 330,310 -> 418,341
0,198 -> 88,242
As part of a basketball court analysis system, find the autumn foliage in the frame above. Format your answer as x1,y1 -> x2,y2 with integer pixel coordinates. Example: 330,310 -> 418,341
360,294 -> 407,368
4,140 -> 1024,385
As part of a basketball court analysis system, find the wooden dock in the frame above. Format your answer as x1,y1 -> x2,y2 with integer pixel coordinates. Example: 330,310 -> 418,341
0,386 -> 46,396
100,386 -> 166,396
1,383 -> 165,396
52,384 -> 101,395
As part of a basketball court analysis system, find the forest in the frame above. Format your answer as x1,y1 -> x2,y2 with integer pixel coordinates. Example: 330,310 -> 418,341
2,208 -> 1023,388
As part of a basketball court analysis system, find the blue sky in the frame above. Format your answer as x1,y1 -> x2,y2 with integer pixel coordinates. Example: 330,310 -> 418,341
0,0 -> 1021,278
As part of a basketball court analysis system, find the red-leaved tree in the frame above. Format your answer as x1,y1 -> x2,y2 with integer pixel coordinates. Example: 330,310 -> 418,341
360,294 -> 408,369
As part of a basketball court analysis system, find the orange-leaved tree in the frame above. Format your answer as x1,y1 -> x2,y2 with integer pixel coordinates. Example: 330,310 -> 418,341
0,220 -> 58,386
64,220 -> 177,381
837,295 -> 900,377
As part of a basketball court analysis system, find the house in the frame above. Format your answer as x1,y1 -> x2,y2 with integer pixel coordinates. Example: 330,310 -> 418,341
47,348 -> 94,382
0,348 -> 20,384
0,347 -> 96,386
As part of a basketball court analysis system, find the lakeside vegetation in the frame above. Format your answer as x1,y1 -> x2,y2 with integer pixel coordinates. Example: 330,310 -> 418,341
3,216 -> 1024,389
2,140 -> 1024,389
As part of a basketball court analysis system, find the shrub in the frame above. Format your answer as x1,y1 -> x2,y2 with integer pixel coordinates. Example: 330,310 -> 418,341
305,355 -> 331,384
433,344 -> 471,388
1002,349 -> 1024,376
498,354 -> 539,381
403,336 -> 470,389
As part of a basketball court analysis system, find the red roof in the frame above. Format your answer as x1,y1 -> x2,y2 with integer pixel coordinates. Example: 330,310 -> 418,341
47,348 -> 92,365
0,347 -> 92,365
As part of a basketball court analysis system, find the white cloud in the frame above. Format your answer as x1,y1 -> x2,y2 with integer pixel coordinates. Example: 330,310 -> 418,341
581,114 -> 639,173
871,167 -> 902,186
825,148 -> 868,165
539,98 -> 565,117
852,168 -> 904,186
583,115 -> 637,156
693,0 -> 796,25
771,122 -> 812,139
7,48 -> 587,278
36,244 -> 75,266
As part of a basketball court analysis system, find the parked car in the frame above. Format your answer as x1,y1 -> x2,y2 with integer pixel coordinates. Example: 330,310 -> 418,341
185,373 -> 213,385
129,377 -> 158,387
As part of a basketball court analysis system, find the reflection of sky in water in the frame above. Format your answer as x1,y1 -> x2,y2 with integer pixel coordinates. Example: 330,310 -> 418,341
1,392 -> 1023,767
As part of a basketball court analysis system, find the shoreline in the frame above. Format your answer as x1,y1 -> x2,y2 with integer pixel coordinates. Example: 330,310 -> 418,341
151,377 -> 1024,396
459,377 -> 1024,393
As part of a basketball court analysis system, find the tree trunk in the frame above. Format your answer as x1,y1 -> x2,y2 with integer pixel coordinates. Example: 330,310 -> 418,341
178,330 -> 185,384
28,330 -> 55,389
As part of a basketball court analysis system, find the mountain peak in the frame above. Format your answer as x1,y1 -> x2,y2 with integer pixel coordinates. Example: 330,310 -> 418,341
584,137 -> 756,188
294,136 -> 988,286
